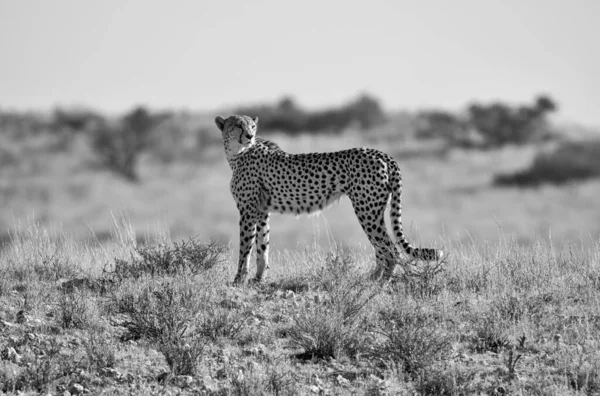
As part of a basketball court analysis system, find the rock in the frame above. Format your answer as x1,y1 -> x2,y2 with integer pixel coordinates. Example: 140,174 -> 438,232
309,385 -> 320,393
243,344 -> 266,356
69,383 -> 84,394
5,347 -> 21,364
0,320 -> 15,328
336,374 -> 349,386
60,277 -> 109,293
100,367 -> 122,379
215,368 -> 227,379
313,375 -> 324,387
173,375 -> 194,388
16,310 -> 27,324
156,372 -> 170,383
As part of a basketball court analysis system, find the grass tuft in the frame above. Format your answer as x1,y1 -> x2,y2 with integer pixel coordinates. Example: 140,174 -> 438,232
104,239 -> 228,282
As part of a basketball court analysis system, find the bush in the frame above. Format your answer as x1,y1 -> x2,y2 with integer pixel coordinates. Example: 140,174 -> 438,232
56,290 -> 96,329
414,110 -> 470,143
104,239 -> 228,282
0,337 -> 80,393
288,252 -> 380,359
111,279 -> 199,341
90,106 -> 169,181
374,304 -> 452,376
110,279 -> 209,375
471,315 -> 510,354
228,358 -> 299,396
468,94 -> 557,148
159,335 -> 206,376
416,94 -> 558,148
494,139 -> 600,187
51,107 -> 103,132
82,332 -> 117,371
235,93 -> 386,134
196,302 -> 247,342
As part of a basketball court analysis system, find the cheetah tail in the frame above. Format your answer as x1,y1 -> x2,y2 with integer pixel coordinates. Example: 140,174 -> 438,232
388,161 -> 443,261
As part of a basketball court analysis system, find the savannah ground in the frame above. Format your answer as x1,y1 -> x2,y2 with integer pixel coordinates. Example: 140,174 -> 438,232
1,116 -> 600,394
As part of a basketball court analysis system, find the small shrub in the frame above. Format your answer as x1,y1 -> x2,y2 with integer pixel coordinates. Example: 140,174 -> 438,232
289,307 -> 366,360
159,335 -> 205,376
415,367 -> 476,396
494,139 -> 600,187
289,253 -> 379,359
471,315 -> 510,353
228,359 -> 298,396
56,291 -> 96,329
0,337 -> 80,393
33,251 -> 80,282
415,370 -> 459,396
311,252 -> 380,318
197,303 -> 247,342
374,305 -> 452,376
4,249 -> 80,284
105,239 -> 228,282
566,367 -> 600,394
111,280 -> 196,341
555,345 -> 600,394
82,332 -> 117,371
491,293 -> 548,324
110,279 -> 211,375
396,259 -> 446,299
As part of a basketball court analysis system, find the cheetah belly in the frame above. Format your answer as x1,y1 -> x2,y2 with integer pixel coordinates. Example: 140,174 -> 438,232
263,180 -> 345,215
258,151 -> 349,215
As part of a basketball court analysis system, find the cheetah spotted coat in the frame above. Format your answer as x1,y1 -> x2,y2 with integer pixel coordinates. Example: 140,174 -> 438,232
215,115 -> 441,284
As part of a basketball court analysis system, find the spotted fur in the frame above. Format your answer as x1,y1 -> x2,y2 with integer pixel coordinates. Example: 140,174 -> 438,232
215,114 -> 442,284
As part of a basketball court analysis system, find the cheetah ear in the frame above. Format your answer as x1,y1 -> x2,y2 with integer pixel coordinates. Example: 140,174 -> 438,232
252,116 -> 259,125
214,116 -> 226,131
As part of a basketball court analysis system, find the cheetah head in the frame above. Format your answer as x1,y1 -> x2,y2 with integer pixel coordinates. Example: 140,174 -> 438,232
215,115 -> 259,160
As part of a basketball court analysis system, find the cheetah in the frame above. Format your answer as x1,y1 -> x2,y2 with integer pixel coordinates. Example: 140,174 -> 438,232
215,114 -> 442,284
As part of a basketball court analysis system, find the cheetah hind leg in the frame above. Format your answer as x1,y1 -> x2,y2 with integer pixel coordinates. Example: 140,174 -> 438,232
349,196 -> 399,282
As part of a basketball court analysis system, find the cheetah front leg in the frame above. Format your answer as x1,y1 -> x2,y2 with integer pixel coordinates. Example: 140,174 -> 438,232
234,206 -> 259,285
252,211 -> 271,283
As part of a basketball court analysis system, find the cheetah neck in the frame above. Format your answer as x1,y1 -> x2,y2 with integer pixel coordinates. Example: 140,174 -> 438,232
224,140 -> 252,168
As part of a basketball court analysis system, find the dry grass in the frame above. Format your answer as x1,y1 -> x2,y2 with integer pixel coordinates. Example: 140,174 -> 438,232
0,219 -> 599,394
2,121 -> 600,393
2,128 -> 600,255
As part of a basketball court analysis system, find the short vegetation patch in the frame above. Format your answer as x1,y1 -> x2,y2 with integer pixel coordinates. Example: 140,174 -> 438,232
104,238 -> 228,282
495,139 -> 600,186
2,228 -> 600,394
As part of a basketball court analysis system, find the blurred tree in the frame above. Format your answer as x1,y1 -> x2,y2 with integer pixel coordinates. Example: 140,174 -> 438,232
90,105 -> 169,182
235,92 -> 386,134
52,108 -> 103,132
345,93 -> 387,130
415,110 -> 469,143
467,94 -> 558,148
533,94 -> 558,113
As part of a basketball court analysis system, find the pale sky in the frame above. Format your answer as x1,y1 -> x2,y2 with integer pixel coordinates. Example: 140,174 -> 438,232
1,0 -> 599,125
